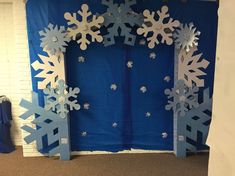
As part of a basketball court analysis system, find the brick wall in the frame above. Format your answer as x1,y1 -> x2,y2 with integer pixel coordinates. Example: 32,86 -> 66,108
0,0 -> 42,156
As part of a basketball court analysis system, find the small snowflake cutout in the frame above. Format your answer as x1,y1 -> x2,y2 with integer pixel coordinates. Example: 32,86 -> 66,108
83,103 -> 90,110
164,76 -> 171,82
81,131 -> 87,137
78,56 -> 86,63
112,122 -> 118,128
145,112 -> 151,118
127,61 -> 134,68
140,86 -> 147,93
110,84 -> 118,91
162,132 -> 168,139
149,52 -> 157,60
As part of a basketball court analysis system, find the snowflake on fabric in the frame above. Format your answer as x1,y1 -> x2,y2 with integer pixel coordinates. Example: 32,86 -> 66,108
31,53 -> 65,90
64,4 -> 104,50
174,23 -> 201,52
177,88 -> 212,157
165,80 -> 199,117
20,92 -> 66,157
44,80 -> 81,118
178,46 -> 210,88
137,6 -> 180,49
39,23 -> 70,55
102,0 -> 143,46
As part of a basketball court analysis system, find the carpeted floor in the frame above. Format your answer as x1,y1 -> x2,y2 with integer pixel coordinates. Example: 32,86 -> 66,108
0,148 -> 209,176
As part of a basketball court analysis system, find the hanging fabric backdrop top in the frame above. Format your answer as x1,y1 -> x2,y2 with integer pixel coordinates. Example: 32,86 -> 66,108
26,0 -> 218,152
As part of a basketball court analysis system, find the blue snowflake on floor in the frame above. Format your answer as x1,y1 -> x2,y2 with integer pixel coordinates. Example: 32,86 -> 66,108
102,0 -> 143,46
20,92 -> 69,157
165,80 -> 199,117
44,80 -> 81,118
176,88 -> 212,157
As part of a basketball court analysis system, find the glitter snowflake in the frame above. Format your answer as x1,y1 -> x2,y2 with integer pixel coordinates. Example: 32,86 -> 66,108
137,6 -> 180,49
102,0 -> 143,46
20,92 -> 69,158
44,80 -> 81,118
64,4 -> 104,50
31,53 -> 65,90
174,23 -> 201,52
39,23 -> 70,55
165,80 -> 199,117
178,46 -> 210,88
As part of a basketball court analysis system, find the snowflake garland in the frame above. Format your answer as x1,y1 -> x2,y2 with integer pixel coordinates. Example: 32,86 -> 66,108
178,46 -> 210,88
102,0 -> 143,46
44,80 -> 81,118
39,23 -> 70,55
31,53 -> 65,90
64,4 -> 104,50
174,23 -> 201,52
137,6 -> 180,49
165,80 -> 199,117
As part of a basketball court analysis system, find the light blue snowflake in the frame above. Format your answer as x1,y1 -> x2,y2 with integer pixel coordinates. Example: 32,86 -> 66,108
165,80 -> 199,117
39,23 -> 70,55
102,0 -> 143,46
44,80 -> 80,118
20,92 -> 70,159
176,88 -> 212,157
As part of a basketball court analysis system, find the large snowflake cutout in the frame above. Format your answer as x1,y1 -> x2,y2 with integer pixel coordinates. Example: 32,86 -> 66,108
32,53 -> 65,90
64,4 -> 104,50
102,0 -> 142,46
39,23 -> 70,55
174,23 -> 201,52
44,79 -> 80,118
178,46 -> 210,88
165,80 -> 199,117
176,88 -> 212,157
20,92 -> 68,157
137,6 -> 180,49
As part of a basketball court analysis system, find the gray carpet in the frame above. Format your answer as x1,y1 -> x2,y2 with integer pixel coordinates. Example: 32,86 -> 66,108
0,148 -> 209,176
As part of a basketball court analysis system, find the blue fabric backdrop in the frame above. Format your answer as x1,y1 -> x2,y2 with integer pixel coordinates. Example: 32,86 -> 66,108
26,0 -> 218,152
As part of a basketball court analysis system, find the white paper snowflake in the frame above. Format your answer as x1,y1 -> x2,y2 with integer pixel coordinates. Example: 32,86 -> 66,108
174,23 -> 201,52
31,53 -> 65,90
164,76 -> 171,82
44,80 -> 81,118
162,132 -> 168,139
165,80 -> 199,117
145,112 -> 151,118
137,6 -> 180,49
81,131 -> 87,137
178,46 -> 209,88
78,56 -> 86,63
110,84 -> 118,91
127,61 -> 133,68
64,4 -> 104,50
83,103 -> 90,110
149,52 -> 157,60
39,23 -> 70,55
140,86 -> 147,93
112,122 -> 118,128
